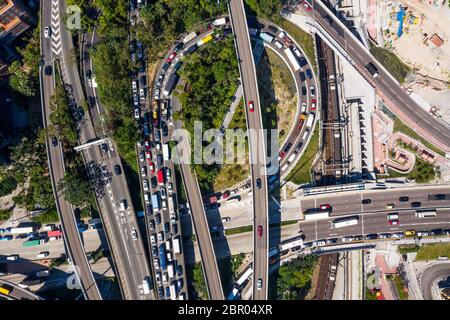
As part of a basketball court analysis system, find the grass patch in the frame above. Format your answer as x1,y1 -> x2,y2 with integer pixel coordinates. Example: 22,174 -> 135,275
286,122 -> 319,185
186,262 -> 208,300
225,225 -> 253,236
279,220 -> 298,227
416,243 -> 450,261
392,275 -> 409,300
393,116 -> 445,157
370,46 -> 410,83
398,244 -> 420,255
386,157 -> 437,183
279,19 -> 316,69
49,255 -> 69,269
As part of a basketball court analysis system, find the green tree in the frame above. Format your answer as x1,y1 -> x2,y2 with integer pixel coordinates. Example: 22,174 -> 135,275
8,61 -> 36,97
0,176 -> 17,197
58,171 -> 93,207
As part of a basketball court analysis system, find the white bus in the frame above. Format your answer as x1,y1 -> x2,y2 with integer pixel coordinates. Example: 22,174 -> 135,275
331,217 -> 359,229
236,267 -> 253,288
284,47 -> 301,72
280,239 -> 303,251
304,211 -> 330,221
415,210 -> 437,218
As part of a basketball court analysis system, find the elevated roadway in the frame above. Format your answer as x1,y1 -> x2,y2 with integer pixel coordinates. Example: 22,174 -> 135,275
228,0 -> 269,299
0,279 -> 42,300
304,0 -> 450,153
39,0 -> 101,300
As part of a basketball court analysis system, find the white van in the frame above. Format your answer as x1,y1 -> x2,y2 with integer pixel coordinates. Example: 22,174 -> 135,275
162,200 -> 167,210
302,129 -> 310,141
120,199 -> 127,211
144,193 -> 150,204
7,254 -> 19,261
274,40 -> 283,49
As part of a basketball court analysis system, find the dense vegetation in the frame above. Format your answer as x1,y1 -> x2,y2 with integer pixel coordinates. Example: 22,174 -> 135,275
286,122 -> 319,185
176,37 -> 240,191
187,262 -> 208,300
0,177 -> 17,198
387,157 -> 438,183
370,46 -> 411,83
270,254 -> 317,299
217,253 -> 246,294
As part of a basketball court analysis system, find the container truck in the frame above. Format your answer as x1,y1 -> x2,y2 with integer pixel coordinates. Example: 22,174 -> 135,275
47,230 -> 62,238
305,113 -> 314,128
196,34 -> 213,47
182,31 -> 198,44
170,284 -> 177,300
168,263 -> 174,278
157,170 -> 165,185
172,237 -> 181,254
415,210 -> 437,218
151,193 -> 160,213
163,73 -> 179,96
23,239 -> 45,247
10,226 -> 34,234
365,62 -> 379,78
142,277 -> 151,295
213,17 -> 228,26
162,143 -> 170,161
259,32 -> 274,43
159,245 -> 167,270
284,47 -> 301,72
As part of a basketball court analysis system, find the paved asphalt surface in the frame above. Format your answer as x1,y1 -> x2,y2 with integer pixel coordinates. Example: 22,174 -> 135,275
0,279 -> 41,300
172,118 -> 224,300
420,263 -> 450,300
229,0 -> 269,299
39,0 -> 101,300
306,0 -> 450,152
80,28 -> 153,300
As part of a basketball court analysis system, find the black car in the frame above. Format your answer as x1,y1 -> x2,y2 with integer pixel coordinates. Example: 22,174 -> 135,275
51,136 -> 58,147
268,25 -> 278,33
101,143 -> 108,153
324,15 -> 333,24
434,194 -> 446,200
256,178 -> 261,189
365,234 -> 378,240
165,287 -> 170,298
157,154 -> 163,166
161,123 -> 168,136
149,220 -> 155,230
177,264 -> 183,276
86,69 -> 92,79
151,176 -> 157,188
155,213 -> 161,225
152,245 -> 158,256
411,201 -> 421,208
172,223 -> 178,234
158,287 -> 164,299
399,196 -> 409,202
306,69 -> 312,79
45,65 -> 52,76
299,71 -> 306,82
301,86 -> 307,96
283,142 -> 292,153
295,142 -> 303,152
114,164 -> 122,175
161,62 -> 170,72
173,42 -> 184,53
164,222 -> 170,233
299,57 -> 307,67
362,199 -> 371,204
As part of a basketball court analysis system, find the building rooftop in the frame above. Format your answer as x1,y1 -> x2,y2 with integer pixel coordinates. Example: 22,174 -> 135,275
429,33 -> 444,48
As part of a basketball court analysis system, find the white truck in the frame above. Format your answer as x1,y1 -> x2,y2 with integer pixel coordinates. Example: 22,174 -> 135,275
142,277 -> 151,295
182,31 -> 198,44
305,113 -> 314,128
168,264 -> 175,278
213,17 -> 227,26
415,210 -> 436,218
170,284 -> 177,300
172,237 -> 181,254
10,226 -> 34,234
162,143 -> 170,161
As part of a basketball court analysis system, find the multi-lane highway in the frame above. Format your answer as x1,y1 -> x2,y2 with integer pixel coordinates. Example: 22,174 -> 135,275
304,0 -> 450,152
228,0 -> 269,300
0,279 -> 42,300
40,0 -> 153,300
39,0 -> 101,300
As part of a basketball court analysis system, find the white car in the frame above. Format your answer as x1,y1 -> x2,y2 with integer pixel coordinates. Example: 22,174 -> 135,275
139,151 -> 145,162
162,273 -> 168,283
417,231 -> 429,237
133,94 -> 139,106
154,89 -> 160,100
131,228 -> 138,241
154,259 -> 160,270
141,166 -> 147,177
150,235 -> 156,245
44,26 -> 51,38
134,108 -> 140,119
167,252 -> 172,262
293,47 -> 301,58
155,142 -> 161,151
132,81 -> 137,93
316,240 -> 326,247
37,252 -> 49,258
392,233 -> 403,238
167,183 -> 173,193
341,236 -> 353,242
257,278 -> 262,290
139,88 -> 145,100
143,179 -> 149,191
301,102 -> 307,113
7,254 -> 19,261
157,232 -> 163,242
155,272 -> 161,284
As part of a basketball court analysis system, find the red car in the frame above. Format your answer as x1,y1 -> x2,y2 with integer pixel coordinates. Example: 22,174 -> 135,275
248,100 -> 255,112
302,0 -> 312,11
148,161 -> 155,173
319,204 -> 331,210
388,219 -> 399,226
144,140 -> 151,150
310,99 -> 317,111
166,52 -> 176,63
279,151 -> 286,159
145,151 -> 152,160
258,225 -> 263,237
